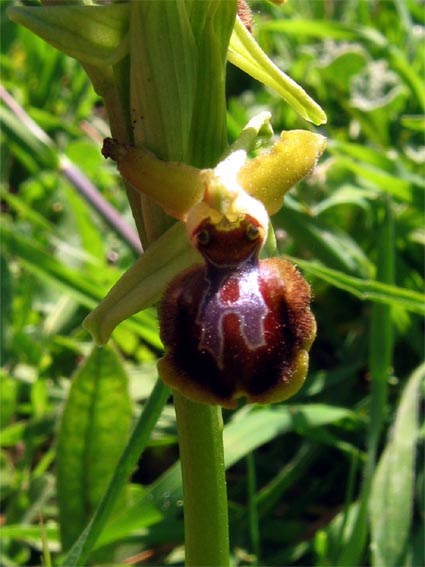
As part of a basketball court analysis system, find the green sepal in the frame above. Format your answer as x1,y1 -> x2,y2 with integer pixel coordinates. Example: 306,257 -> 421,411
83,222 -> 200,345
7,3 -> 133,144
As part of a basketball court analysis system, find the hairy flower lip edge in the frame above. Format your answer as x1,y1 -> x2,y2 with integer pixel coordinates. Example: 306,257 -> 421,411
157,257 -> 317,408
159,347 -> 311,409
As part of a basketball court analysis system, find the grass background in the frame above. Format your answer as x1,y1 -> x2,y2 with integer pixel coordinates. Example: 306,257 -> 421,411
1,0 -> 424,566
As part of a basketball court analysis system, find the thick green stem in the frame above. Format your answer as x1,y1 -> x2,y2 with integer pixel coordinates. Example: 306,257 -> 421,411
173,393 -> 229,566
128,2 -> 235,564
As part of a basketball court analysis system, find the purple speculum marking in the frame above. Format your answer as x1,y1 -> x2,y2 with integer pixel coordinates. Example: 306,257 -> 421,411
197,260 -> 269,369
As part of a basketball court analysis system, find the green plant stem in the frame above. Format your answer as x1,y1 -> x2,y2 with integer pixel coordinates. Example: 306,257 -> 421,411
125,3 -> 234,565
173,392 -> 229,566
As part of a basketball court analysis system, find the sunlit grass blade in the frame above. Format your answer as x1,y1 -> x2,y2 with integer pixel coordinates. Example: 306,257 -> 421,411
369,363 -> 424,567
290,258 -> 425,315
337,195 -> 395,566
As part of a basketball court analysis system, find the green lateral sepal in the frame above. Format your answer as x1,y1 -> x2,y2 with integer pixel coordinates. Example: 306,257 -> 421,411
83,222 -> 200,345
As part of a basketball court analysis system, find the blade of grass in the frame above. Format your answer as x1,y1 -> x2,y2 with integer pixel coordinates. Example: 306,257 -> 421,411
246,452 -> 261,566
337,194 -> 395,566
369,363 -> 424,566
288,258 -> 424,315
39,515 -> 52,567
368,196 -> 395,456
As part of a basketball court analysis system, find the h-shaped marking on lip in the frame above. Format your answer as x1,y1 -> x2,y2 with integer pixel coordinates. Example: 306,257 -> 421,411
197,267 -> 269,369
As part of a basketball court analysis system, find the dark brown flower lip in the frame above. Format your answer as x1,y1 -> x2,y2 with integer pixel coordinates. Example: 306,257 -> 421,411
158,257 -> 316,407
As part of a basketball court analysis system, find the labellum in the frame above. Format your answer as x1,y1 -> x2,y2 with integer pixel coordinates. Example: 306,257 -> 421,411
158,197 -> 316,408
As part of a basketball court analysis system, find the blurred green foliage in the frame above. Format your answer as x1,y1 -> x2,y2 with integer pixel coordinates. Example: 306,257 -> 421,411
1,1 -> 424,566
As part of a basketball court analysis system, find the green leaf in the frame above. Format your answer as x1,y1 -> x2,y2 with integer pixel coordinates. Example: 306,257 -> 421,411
334,157 -> 415,203
291,257 -> 425,316
369,363 -> 424,566
0,524 -> 60,547
61,184 -> 105,265
8,4 -> 129,68
259,19 -> 387,48
0,104 -> 58,172
0,372 -> 18,429
60,379 -> 170,567
56,345 -> 132,550
0,254 -> 13,363
229,17 -> 327,125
